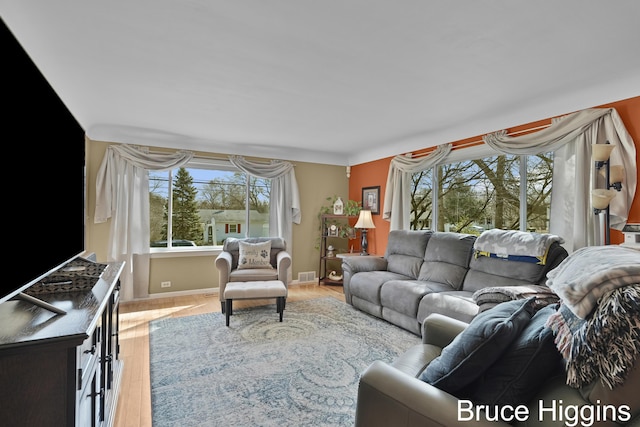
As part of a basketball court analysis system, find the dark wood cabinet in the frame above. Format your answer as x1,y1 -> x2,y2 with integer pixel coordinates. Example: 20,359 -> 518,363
0,257 -> 124,427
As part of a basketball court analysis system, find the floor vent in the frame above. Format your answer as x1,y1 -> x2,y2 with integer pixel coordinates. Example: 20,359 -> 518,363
297,271 -> 317,283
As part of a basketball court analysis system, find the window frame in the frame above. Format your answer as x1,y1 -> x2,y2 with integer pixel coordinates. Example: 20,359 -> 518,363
149,158 -> 270,252
416,145 -> 552,233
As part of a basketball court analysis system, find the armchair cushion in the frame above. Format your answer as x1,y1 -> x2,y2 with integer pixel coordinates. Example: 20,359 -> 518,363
418,297 -> 536,394
238,240 -> 272,269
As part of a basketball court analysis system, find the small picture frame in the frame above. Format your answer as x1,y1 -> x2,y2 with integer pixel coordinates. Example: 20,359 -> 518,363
362,186 -> 380,215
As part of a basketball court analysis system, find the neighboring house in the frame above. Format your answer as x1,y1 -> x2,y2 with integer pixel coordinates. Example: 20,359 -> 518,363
199,209 -> 270,245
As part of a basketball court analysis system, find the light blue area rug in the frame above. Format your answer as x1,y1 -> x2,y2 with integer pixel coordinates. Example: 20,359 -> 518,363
150,297 -> 420,427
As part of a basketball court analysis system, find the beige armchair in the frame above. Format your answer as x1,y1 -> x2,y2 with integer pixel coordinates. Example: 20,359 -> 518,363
214,237 -> 291,312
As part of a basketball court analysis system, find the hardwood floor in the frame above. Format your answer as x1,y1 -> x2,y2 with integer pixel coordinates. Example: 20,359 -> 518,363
113,283 -> 345,427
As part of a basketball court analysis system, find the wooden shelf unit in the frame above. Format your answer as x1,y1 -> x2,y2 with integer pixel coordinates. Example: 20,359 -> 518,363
318,214 -> 357,285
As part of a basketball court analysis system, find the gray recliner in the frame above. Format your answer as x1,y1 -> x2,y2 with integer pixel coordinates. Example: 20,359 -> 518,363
214,237 -> 291,312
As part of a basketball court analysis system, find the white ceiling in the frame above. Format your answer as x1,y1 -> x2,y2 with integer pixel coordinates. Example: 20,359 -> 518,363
2,1 -> 640,165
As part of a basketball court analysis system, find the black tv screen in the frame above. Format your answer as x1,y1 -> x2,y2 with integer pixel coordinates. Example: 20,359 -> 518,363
1,19 -> 86,305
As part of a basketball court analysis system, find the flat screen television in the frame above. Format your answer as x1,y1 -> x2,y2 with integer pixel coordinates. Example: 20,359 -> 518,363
1,19 -> 86,313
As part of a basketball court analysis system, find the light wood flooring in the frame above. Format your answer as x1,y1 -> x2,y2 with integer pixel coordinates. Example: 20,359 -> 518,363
114,283 -> 345,427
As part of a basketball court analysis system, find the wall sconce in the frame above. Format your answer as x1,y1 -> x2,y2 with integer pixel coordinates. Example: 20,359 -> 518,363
346,166 -> 351,179
354,210 -> 375,255
591,141 -> 624,245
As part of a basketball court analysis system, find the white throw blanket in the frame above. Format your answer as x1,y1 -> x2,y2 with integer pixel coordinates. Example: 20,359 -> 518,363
474,229 -> 564,262
546,246 -> 640,319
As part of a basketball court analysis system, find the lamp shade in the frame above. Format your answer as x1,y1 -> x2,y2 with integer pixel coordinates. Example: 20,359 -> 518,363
608,165 -> 626,184
592,143 -> 616,161
591,189 -> 617,210
354,210 -> 375,229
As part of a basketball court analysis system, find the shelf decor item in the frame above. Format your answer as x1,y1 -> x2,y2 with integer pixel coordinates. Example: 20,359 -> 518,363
333,197 -> 344,215
326,245 -> 335,257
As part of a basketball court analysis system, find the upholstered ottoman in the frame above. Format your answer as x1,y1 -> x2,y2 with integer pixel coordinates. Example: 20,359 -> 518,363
223,280 -> 287,326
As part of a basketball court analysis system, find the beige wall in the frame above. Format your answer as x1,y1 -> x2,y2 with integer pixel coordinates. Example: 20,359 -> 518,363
84,139 -> 348,296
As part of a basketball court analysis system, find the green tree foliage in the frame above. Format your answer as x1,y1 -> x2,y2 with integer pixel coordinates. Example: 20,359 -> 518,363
410,153 -> 552,234
171,168 -> 202,243
200,172 -> 270,213
149,192 -> 166,243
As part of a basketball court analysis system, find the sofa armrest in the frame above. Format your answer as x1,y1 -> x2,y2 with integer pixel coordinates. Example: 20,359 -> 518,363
356,361 -> 510,427
421,313 -> 469,346
342,256 -> 388,304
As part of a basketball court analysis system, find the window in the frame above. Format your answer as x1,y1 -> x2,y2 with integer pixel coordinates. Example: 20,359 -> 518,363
149,160 -> 270,248
410,149 -> 553,234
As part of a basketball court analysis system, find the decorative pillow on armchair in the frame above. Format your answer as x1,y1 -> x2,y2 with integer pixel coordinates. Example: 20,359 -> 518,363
419,297 -> 536,394
238,240 -> 273,269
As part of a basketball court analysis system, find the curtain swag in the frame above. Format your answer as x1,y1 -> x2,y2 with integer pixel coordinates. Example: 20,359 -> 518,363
228,156 -> 301,258
483,108 -> 636,251
383,143 -> 452,230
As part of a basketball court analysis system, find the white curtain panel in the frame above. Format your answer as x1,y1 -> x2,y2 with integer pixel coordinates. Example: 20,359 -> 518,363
229,155 -> 301,283
483,108 -> 636,252
382,144 -> 452,231
95,144 -> 193,300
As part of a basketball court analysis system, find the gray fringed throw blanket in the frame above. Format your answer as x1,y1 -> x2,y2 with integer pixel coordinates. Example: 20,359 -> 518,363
546,285 -> 640,390
546,245 -> 640,319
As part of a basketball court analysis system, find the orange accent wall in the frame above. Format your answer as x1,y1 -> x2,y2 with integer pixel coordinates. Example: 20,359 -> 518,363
350,95 -> 640,253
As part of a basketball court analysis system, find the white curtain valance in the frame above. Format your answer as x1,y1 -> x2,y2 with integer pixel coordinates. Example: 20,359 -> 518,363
94,144 -> 193,300
228,156 -> 301,252
383,144 -> 452,230
483,108 -> 636,251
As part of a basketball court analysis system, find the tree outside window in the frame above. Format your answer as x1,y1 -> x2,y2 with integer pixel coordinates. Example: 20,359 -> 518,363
149,164 -> 270,248
411,152 -> 553,234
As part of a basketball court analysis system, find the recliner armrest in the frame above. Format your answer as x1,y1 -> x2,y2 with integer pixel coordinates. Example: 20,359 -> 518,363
342,256 -> 388,275
421,313 -> 469,346
356,361 -> 510,427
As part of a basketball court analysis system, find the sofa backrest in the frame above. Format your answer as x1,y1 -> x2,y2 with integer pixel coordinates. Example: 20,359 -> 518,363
222,237 -> 287,270
384,230 -> 432,279
418,232 -> 476,290
462,235 -> 569,292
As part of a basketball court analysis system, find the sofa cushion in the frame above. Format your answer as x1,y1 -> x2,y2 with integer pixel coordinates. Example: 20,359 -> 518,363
462,241 -> 568,293
381,280 -> 452,318
385,230 -> 432,279
350,271 -> 411,305
417,291 -> 478,325
418,232 -> 476,289
238,240 -> 272,269
468,303 -> 562,406
418,297 -> 536,394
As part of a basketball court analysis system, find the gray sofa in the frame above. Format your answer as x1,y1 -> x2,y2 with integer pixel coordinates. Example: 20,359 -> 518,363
342,230 -> 569,335
354,243 -> 640,427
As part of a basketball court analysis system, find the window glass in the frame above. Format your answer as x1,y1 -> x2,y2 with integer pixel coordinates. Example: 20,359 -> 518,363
410,168 -> 433,230
525,152 -> 553,233
149,164 -> 270,248
410,151 -> 553,234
